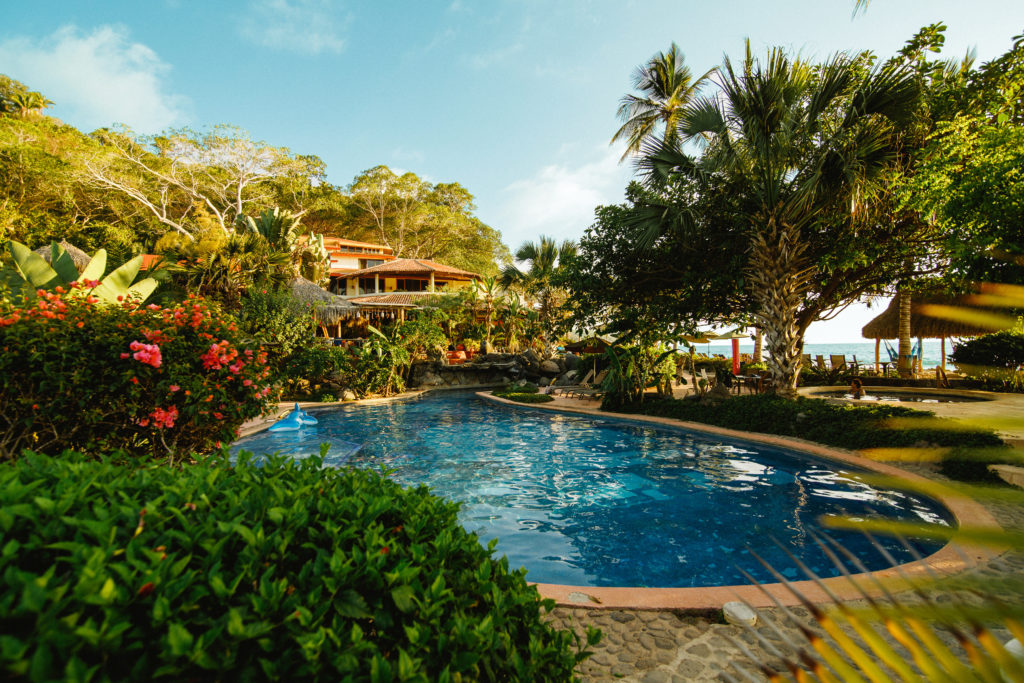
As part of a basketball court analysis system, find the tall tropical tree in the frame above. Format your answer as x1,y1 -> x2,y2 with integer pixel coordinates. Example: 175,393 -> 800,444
610,43 -> 714,160
8,91 -> 53,117
637,45 -> 919,397
499,236 -> 577,334
475,275 -> 501,350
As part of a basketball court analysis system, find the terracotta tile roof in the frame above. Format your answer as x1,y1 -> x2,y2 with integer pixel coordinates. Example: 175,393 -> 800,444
342,258 -> 479,279
321,237 -> 395,252
347,292 -> 440,307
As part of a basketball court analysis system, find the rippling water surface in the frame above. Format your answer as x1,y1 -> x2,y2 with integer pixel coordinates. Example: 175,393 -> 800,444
232,392 -> 953,587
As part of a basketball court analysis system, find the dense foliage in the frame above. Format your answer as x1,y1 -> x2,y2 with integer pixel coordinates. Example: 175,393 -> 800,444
600,345 -> 676,410
0,450 -> 596,681
950,329 -> 1024,387
0,288 -> 273,461
237,289 -> 317,365
0,76 -> 508,276
565,27 -> 1024,396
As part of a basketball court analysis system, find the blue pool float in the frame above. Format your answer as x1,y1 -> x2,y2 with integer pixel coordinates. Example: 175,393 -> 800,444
268,403 -> 317,432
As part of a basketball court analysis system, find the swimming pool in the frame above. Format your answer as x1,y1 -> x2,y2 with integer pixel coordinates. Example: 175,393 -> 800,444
232,391 -> 953,588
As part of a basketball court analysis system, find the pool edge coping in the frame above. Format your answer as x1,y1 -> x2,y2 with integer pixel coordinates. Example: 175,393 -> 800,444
477,391 -> 1002,612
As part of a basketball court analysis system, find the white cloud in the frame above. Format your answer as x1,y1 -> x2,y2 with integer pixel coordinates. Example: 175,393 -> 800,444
391,146 -> 425,164
497,145 -> 631,249
468,42 -> 524,69
0,25 -> 188,133
241,0 -> 349,55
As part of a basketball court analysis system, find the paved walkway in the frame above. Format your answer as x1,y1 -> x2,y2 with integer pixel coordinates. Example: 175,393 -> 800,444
546,474 -> 1024,682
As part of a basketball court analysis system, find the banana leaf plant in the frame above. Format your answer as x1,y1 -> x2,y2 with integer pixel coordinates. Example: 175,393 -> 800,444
2,240 -> 158,304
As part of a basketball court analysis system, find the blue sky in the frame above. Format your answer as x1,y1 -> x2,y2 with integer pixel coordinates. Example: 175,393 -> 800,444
3,0 -> 1022,342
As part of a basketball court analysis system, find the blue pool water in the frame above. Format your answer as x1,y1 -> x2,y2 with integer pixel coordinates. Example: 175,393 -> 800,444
232,392 -> 953,588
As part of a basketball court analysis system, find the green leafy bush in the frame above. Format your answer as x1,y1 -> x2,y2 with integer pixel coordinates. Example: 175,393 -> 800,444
280,343 -> 355,399
504,380 -> 539,394
0,451 -> 596,680
950,329 -> 1024,388
353,326 -> 411,397
237,288 -> 316,366
395,317 -> 447,361
618,395 -> 1004,451
0,288 -> 275,461
601,345 -> 676,409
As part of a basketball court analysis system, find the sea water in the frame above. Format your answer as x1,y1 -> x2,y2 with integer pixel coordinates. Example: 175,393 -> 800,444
700,340 -> 954,370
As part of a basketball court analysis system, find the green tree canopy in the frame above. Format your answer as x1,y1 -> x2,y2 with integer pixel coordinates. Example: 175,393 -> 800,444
343,165 -> 509,275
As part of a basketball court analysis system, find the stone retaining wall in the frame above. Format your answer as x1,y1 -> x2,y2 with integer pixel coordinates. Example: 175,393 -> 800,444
409,350 -> 587,389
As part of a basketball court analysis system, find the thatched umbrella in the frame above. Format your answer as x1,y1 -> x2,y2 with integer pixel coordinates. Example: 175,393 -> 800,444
290,277 -> 358,335
33,240 -> 92,272
861,293 -> 992,372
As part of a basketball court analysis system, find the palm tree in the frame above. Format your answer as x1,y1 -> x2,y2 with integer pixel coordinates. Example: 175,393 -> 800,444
9,91 -> 53,117
475,275 -> 501,351
499,293 -> 526,352
610,43 -> 714,161
647,45 -> 919,397
499,236 -> 577,333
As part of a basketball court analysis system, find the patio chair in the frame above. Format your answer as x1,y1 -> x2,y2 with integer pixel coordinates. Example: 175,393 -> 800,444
550,368 -> 594,397
829,354 -> 848,371
815,355 -> 827,371
566,369 -> 608,399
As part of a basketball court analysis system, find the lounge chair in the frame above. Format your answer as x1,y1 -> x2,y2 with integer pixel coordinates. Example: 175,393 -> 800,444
550,369 -> 594,397
801,354 -> 812,368
815,355 -> 827,371
829,354 -> 847,371
566,369 -> 609,399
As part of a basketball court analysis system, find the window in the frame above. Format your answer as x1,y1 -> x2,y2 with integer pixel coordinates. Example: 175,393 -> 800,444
359,259 -> 385,269
358,277 -> 382,295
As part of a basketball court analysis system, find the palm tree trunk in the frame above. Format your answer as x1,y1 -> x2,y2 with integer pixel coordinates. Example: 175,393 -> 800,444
747,218 -> 814,399
753,328 -> 763,362
897,290 -> 912,378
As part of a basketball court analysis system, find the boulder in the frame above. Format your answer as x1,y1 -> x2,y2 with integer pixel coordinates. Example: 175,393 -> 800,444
418,371 -> 444,386
538,377 -> 551,387
563,352 -> 580,371
723,601 -> 757,627
522,348 -> 542,366
341,390 -> 357,401
539,360 -> 561,375
553,371 -> 578,386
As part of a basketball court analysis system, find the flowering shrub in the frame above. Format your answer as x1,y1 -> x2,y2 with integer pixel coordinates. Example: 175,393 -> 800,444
0,284 -> 276,461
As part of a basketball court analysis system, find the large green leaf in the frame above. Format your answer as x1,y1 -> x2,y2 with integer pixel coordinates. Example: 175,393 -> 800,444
77,249 -> 107,284
48,244 -> 81,285
7,241 -> 59,289
124,278 -> 158,303
91,255 -> 145,303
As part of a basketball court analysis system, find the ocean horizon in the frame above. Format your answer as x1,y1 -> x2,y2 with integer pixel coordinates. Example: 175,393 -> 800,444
698,340 -> 954,370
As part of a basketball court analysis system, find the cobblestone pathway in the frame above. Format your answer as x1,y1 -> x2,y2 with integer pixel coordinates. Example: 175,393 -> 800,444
550,474 -> 1024,682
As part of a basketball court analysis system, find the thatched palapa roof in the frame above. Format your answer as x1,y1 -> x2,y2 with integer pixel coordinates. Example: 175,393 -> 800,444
290,277 -> 358,325
33,240 -> 92,272
861,293 -> 992,339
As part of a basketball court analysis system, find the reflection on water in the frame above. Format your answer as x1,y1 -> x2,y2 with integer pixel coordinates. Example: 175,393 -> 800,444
232,392 -> 953,588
